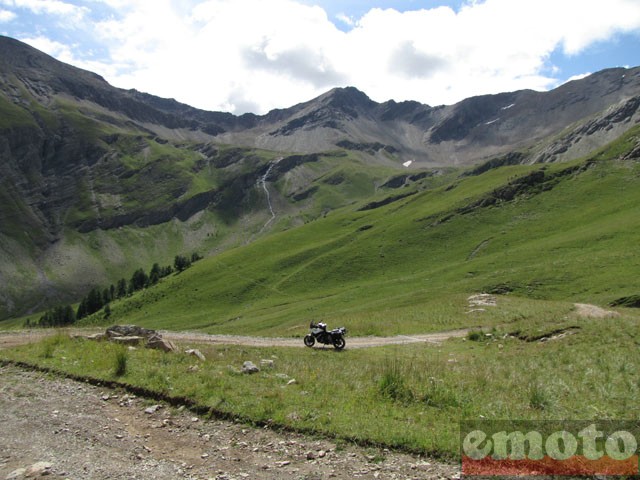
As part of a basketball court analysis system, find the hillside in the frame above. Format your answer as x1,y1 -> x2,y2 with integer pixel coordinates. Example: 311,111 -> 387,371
1,34 -> 640,321
81,127 -> 640,336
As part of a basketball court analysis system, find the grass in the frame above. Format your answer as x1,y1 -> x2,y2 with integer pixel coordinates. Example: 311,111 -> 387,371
113,346 -> 128,376
0,94 -> 36,128
2,303 -> 639,458
66,142 -> 640,337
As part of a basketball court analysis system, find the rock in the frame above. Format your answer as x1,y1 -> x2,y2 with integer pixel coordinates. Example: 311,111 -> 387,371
146,336 -> 177,353
111,336 -> 144,346
185,349 -> 206,361
144,405 -> 161,414
80,333 -> 106,341
242,361 -> 260,374
25,461 -> 53,477
260,359 -> 274,368
106,325 -> 157,339
5,468 -> 26,479
287,379 -> 297,385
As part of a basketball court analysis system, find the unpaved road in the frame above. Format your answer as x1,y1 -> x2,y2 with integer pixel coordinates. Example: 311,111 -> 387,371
163,329 -> 470,349
0,365 -> 460,480
0,328 -> 470,351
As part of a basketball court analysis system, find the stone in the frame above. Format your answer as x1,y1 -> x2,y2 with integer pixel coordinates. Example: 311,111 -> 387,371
146,336 -> 177,353
85,333 -> 107,342
260,359 -> 274,368
185,349 -> 206,361
242,361 -> 260,374
25,461 -> 53,477
106,325 -> 157,339
5,468 -> 26,479
144,405 -> 161,414
111,336 -> 144,346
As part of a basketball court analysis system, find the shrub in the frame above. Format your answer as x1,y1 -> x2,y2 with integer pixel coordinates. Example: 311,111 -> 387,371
467,330 -> 483,342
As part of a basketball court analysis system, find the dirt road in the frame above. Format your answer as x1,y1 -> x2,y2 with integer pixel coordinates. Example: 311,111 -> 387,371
163,329 -> 470,349
0,365 -> 459,480
0,327 -> 470,351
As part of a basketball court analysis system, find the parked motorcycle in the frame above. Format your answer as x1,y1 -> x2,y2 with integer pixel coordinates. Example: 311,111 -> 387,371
304,321 -> 347,350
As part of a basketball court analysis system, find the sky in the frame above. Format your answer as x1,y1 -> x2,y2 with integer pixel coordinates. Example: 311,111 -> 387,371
1,0 -> 639,114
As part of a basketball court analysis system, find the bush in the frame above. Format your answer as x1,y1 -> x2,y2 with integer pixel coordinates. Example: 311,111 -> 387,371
467,330 -> 483,342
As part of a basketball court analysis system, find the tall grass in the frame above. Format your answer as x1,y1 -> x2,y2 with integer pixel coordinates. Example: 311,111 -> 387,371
113,347 -> 128,377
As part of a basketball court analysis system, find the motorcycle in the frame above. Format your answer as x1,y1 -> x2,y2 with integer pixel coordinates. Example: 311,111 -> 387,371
304,321 -> 347,350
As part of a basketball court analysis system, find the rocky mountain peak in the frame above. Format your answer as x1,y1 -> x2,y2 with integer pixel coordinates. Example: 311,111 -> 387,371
319,86 -> 376,111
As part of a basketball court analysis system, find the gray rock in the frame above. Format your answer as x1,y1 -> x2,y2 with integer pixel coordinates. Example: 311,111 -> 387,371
5,468 -> 26,479
25,461 -> 52,477
144,405 -> 161,414
106,325 -> 157,339
242,361 -> 260,374
111,336 -> 144,346
185,349 -> 206,361
146,336 -> 177,353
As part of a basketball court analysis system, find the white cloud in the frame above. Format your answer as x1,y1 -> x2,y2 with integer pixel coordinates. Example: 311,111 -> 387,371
14,0 -> 640,114
19,35 -> 124,79
335,12 -> 354,26
565,72 -> 592,84
0,0 -> 88,22
0,8 -> 16,21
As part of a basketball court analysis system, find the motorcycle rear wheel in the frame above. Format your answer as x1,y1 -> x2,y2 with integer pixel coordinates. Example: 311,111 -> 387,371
332,337 -> 346,350
304,334 -> 315,347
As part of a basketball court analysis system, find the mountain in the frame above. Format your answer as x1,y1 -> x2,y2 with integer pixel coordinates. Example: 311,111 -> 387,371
1,34 -> 639,320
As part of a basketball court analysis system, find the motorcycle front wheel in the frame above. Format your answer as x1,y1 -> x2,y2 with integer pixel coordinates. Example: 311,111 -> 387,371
304,334 -> 315,347
332,336 -> 346,350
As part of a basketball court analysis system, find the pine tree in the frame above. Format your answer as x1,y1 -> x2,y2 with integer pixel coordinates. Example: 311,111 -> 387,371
116,278 -> 128,298
149,263 -> 161,285
174,255 -> 191,272
130,268 -> 148,292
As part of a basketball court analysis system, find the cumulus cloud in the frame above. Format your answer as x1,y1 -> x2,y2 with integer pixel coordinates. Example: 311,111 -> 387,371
243,42 -> 347,88
0,8 -> 16,21
9,0 -> 640,113
389,41 -> 448,79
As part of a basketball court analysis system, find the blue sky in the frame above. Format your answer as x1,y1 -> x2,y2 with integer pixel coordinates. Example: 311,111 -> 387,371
1,0 -> 639,114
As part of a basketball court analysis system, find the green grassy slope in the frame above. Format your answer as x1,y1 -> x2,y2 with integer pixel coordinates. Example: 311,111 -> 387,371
84,128 -> 640,336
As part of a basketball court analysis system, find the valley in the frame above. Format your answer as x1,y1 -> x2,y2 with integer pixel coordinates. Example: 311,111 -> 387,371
1,34 -> 640,471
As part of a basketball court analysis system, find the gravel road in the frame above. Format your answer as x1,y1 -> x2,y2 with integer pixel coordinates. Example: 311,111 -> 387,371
0,365 -> 460,480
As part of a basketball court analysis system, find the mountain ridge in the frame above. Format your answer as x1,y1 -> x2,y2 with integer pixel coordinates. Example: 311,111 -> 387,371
1,34 -> 640,320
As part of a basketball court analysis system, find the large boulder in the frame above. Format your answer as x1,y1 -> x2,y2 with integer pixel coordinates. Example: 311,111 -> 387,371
106,325 -> 157,339
146,335 -> 177,353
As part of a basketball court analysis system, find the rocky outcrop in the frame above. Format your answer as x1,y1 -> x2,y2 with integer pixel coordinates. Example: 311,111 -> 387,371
102,325 -> 177,352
